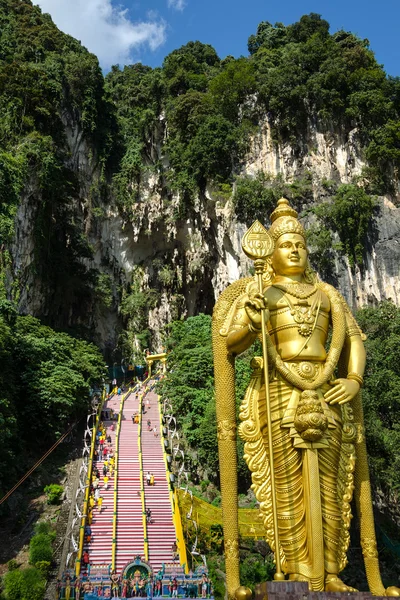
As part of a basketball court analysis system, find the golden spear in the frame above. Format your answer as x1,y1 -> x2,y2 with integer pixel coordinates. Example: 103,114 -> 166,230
241,220 -> 284,581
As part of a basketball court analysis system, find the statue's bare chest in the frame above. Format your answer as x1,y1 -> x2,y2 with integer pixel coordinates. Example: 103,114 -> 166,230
265,284 -> 331,347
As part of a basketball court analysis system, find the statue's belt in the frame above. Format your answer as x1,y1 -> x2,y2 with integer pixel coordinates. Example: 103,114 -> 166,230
255,359 -> 342,449
257,358 -> 333,384
282,360 -> 327,382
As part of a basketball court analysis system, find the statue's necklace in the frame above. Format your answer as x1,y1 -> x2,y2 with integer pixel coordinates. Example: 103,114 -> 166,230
272,284 -> 320,337
272,282 -> 317,299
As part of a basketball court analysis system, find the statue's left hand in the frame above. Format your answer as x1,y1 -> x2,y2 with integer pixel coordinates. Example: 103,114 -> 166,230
324,378 -> 360,405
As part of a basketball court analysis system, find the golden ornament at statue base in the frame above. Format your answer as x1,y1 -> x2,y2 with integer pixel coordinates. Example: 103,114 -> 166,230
235,586 -> 253,600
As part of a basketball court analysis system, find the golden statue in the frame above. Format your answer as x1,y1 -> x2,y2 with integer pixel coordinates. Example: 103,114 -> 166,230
213,198 -> 400,597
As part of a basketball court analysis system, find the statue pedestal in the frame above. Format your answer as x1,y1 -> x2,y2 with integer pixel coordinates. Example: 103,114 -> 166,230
255,581 -> 383,600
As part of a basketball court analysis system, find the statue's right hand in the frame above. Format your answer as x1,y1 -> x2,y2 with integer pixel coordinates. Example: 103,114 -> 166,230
245,292 -> 268,328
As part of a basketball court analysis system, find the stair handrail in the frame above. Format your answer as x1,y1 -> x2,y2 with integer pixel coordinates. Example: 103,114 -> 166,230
75,387 -> 106,576
112,387 -> 134,571
173,488 -> 189,572
161,395 -> 205,572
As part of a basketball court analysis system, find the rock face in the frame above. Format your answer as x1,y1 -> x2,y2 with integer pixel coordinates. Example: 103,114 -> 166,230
244,120 -> 400,309
8,115 -> 400,353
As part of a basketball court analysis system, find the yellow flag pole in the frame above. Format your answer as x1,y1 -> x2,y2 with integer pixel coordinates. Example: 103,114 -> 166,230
242,221 -> 284,582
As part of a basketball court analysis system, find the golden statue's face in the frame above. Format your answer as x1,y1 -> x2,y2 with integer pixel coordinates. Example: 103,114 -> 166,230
271,233 -> 308,276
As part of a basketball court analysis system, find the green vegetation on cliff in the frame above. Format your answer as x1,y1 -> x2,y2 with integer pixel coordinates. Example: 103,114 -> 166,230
0,0 -> 115,333
103,12 -> 399,293
1,1 -> 399,351
356,302 -> 400,492
0,301 -> 105,500
106,12 -> 400,207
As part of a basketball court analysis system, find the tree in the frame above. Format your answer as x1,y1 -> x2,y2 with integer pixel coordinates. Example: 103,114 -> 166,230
233,172 -> 279,226
209,58 -> 256,122
356,302 -> 400,494
187,115 -> 237,184
287,13 -> 330,43
0,311 -> 105,495
314,184 -> 375,267
163,41 -> 220,96
248,21 -> 288,54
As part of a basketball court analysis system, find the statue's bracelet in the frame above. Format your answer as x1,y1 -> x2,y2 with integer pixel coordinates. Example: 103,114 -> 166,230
347,372 -> 364,387
248,322 -> 262,334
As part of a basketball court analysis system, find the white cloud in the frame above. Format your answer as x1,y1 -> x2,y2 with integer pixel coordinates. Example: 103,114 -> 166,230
36,0 -> 167,69
167,0 -> 186,11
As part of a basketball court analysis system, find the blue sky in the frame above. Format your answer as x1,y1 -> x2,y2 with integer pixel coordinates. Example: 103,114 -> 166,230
36,0 -> 400,76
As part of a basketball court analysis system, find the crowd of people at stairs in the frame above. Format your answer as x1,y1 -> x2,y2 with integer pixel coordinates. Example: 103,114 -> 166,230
130,391 -> 156,437
84,419 -> 116,570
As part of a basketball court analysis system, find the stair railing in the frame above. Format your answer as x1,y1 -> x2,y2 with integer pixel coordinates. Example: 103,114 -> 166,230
161,396 -> 207,573
74,387 -> 106,575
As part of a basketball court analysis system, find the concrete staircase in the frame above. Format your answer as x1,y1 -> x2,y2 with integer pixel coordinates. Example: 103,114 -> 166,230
83,381 -> 179,577
142,388 -> 177,571
115,391 -> 145,572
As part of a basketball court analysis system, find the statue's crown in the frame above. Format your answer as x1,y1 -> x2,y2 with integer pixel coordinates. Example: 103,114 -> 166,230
269,198 -> 305,241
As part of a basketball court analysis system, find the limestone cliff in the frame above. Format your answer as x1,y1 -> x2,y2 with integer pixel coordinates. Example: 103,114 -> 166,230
244,120 -> 400,308
8,113 -> 400,355
98,117 -> 400,350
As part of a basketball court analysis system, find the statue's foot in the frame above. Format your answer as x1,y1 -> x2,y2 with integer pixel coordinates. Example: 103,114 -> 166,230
325,575 -> 357,592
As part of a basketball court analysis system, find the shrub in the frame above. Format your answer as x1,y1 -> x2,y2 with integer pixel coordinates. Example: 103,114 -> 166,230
29,533 -> 53,565
233,172 -> 278,225
306,225 -> 334,278
33,521 -> 55,537
6,559 -> 18,571
44,483 -> 64,505
314,184 -> 376,267
2,569 -> 23,600
3,568 -> 45,600
34,560 -> 51,578
240,553 -> 275,589
233,172 -> 313,226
